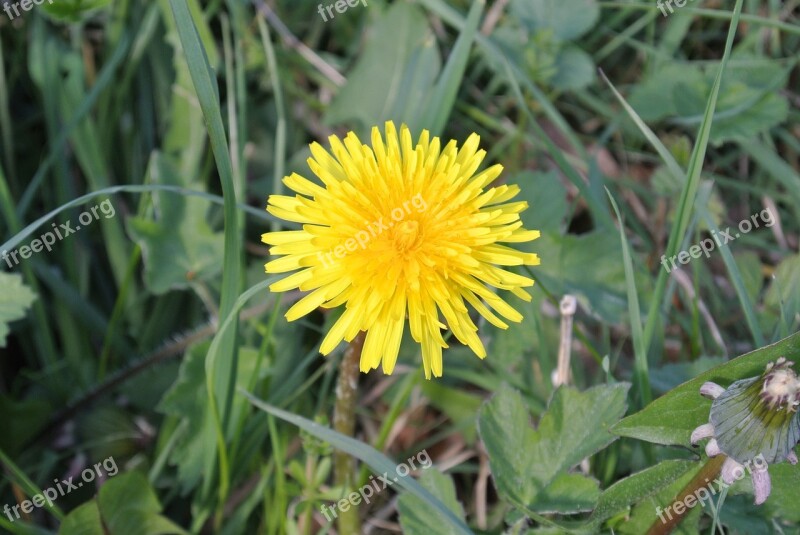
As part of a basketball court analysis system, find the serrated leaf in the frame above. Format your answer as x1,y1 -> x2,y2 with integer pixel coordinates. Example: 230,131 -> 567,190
0,272 -> 36,348
478,383 -> 629,512
398,470 -> 467,535
612,331 -> 800,447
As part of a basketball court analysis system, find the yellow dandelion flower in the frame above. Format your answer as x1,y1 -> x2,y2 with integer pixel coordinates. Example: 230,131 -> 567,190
262,121 -> 540,379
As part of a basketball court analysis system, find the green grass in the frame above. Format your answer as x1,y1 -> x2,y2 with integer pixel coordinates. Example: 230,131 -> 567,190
1,0 -> 798,533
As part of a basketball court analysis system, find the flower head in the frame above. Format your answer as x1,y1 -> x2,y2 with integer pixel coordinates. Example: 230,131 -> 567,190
262,121 -> 540,378
691,358 -> 800,504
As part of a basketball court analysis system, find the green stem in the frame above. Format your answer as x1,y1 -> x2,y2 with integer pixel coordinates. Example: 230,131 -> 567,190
333,332 -> 365,535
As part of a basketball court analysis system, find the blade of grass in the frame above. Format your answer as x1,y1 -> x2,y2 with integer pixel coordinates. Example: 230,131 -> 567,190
0,37 -> 15,187
256,15 -> 287,233
0,517 -> 53,535
416,0 -> 589,161
0,448 -> 64,521
169,1 -> 243,525
422,0 -> 483,136
697,204 -> 765,347
1,184 -> 274,254
193,277 -> 276,528
598,1 -> 800,36
643,0 -> 745,353
600,0 -> 746,359
740,140 -> 800,205
0,163 -> 57,367
241,390 -> 475,535
17,32 -> 132,217
606,189 -> 652,413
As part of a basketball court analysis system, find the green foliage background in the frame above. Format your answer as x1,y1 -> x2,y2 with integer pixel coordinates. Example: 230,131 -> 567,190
0,0 -> 798,533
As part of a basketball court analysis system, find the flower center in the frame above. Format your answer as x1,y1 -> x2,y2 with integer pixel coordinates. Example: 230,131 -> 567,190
761,368 -> 800,410
393,220 -> 421,252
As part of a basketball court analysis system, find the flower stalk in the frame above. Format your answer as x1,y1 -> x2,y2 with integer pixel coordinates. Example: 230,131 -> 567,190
646,456 -> 725,535
333,331 -> 365,534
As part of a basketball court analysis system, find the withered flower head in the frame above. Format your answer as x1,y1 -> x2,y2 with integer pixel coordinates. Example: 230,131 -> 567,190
691,358 -> 800,504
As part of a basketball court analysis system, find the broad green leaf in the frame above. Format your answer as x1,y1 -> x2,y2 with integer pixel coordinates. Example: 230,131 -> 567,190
533,231 -> 629,323
477,383 -> 629,512
398,470 -> 467,535
59,473 -> 186,535
589,460 -> 696,526
515,170 -> 568,233
324,3 -> 440,135
58,502 -> 104,535
704,90 -> 787,145
96,473 -> 186,535
127,153 -> 224,294
612,331 -> 800,447
627,60 -> 789,144
550,46 -> 595,91
242,391 -> 474,535
0,272 -> 36,347
510,0 -> 599,40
